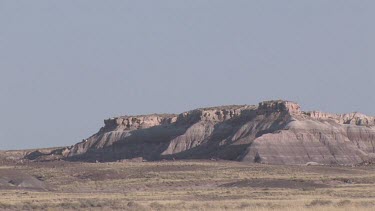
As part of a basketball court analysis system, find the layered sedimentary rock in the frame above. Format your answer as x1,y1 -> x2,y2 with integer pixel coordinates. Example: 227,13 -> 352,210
27,100 -> 375,165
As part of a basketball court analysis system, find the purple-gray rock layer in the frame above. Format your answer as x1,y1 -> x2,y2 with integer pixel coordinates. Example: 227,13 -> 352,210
29,100 -> 375,165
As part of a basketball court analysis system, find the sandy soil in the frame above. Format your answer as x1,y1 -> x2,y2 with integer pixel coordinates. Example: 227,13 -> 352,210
0,159 -> 375,210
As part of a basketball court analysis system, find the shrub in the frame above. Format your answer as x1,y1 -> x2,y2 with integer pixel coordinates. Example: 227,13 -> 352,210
336,200 -> 351,207
307,199 -> 333,207
149,202 -> 164,210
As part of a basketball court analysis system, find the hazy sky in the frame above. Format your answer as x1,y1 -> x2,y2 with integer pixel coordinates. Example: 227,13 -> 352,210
1,1 -> 374,150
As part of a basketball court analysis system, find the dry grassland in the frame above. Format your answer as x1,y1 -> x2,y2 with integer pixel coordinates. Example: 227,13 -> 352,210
0,160 -> 375,210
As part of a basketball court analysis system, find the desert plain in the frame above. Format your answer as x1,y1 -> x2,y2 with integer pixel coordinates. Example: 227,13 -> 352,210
1,159 -> 375,211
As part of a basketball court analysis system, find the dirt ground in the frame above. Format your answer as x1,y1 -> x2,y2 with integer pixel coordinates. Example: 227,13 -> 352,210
0,160 -> 375,210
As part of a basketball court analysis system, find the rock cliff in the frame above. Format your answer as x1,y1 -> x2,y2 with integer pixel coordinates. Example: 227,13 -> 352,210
26,100 -> 375,165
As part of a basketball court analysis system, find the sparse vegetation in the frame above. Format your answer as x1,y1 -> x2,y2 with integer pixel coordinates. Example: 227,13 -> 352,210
306,199 -> 333,207
1,160 -> 375,210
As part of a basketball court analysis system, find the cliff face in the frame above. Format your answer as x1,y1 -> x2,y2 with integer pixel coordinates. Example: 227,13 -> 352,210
30,100 -> 375,165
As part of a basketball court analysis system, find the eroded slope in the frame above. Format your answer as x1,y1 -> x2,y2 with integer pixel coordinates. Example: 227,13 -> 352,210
23,100 -> 375,165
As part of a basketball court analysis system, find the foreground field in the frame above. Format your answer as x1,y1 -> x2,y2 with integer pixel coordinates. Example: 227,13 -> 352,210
0,160 -> 375,210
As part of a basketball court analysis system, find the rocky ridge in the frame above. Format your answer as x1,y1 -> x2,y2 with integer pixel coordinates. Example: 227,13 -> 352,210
23,100 -> 375,165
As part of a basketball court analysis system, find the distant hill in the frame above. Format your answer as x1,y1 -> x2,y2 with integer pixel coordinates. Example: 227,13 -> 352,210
12,100 -> 375,165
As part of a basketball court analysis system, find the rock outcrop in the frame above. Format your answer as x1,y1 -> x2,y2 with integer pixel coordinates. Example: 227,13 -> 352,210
26,100 -> 375,165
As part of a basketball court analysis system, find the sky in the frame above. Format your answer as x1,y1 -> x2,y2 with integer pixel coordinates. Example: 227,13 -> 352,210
1,1 -> 374,150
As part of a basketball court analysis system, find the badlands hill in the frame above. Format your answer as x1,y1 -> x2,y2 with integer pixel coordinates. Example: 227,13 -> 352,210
22,100 -> 375,165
